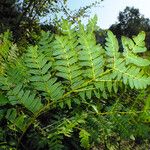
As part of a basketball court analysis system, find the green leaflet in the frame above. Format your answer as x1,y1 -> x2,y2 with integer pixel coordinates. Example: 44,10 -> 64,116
7,84 -> 43,113
124,52 -> 150,66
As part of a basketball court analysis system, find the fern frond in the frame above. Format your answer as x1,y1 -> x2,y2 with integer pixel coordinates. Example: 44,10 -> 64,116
1,17 -> 150,149
57,113 -> 86,137
6,108 -> 28,131
7,61 -> 29,85
0,76 -> 12,90
132,31 -> 147,53
78,22 -> 105,80
38,31 -> 54,58
86,15 -> 98,32
105,30 -> 120,68
25,46 -> 64,101
124,51 -> 150,66
105,31 -> 150,89
122,35 -> 150,66
0,71 -> 43,113
0,32 -> 18,75
7,84 -> 43,113
52,21 -> 83,89
0,31 -> 12,59
112,59 -> 150,89
7,44 -> 19,63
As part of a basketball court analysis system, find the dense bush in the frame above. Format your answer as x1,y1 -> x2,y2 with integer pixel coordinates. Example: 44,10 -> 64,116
0,16 -> 150,149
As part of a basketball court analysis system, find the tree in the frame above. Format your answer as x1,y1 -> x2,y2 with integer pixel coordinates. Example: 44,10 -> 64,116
0,0 -> 67,41
0,0 -> 103,42
0,0 -> 19,33
110,7 -> 150,49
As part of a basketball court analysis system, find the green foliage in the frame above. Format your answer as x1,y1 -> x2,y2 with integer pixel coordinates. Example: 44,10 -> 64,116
79,129 -> 90,149
0,0 -> 102,45
0,16 -> 150,149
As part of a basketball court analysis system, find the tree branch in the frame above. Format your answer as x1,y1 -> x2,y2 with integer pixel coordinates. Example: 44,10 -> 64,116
15,0 -> 34,27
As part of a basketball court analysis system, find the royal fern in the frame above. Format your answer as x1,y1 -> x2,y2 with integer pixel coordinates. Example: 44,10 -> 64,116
0,16 -> 150,149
